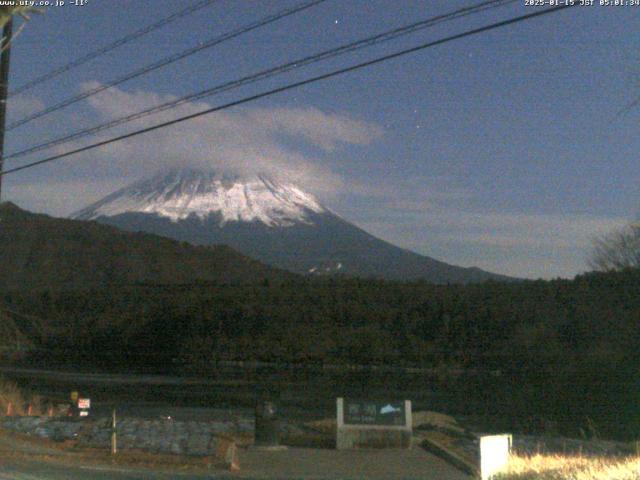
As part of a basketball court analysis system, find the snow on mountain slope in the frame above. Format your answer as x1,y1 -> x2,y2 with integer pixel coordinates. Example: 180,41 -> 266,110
72,168 -> 514,283
73,169 -> 325,227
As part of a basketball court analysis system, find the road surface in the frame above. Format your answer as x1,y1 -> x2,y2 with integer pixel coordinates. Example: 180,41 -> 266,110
0,459 -> 227,480
0,450 -> 471,480
0,427 -> 471,480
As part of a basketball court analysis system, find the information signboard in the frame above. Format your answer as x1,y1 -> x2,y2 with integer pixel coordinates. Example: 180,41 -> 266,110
336,397 -> 412,449
343,399 -> 406,426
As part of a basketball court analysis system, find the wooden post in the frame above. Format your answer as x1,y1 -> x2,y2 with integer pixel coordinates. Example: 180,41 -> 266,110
228,442 -> 240,471
27,403 -> 32,416
6,401 -> 12,416
215,437 -> 239,471
111,408 -> 117,455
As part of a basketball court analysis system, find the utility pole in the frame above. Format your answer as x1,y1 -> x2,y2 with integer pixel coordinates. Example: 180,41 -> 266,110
0,18 -> 13,201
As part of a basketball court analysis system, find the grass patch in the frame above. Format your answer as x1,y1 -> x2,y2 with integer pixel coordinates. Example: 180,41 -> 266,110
496,454 -> 640,480
0,376 -> 44,416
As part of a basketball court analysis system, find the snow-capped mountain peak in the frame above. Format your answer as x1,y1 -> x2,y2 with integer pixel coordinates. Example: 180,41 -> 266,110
72,168 -> 326,227
71,168 -> 511,283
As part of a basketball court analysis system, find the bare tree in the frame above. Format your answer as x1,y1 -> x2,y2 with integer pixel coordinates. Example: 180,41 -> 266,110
0,6 -> 41,52
589,222 -> 640,271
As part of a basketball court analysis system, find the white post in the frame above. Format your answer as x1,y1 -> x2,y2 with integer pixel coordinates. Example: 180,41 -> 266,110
111,408 -> 117,455
480,434 -> 512,480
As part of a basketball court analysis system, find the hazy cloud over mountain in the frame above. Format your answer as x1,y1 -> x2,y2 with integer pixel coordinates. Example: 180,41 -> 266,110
71,82 -> 382,195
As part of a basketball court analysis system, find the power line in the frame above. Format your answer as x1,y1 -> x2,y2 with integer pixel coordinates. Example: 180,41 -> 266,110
9,0 -> 220,97
4,0 -> 516,162
0,4 -> 576,178
6,0 -> 327,131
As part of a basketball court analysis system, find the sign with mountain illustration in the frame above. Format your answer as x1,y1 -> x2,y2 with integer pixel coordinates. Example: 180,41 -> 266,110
336,398 -> 412,449
343,399 -> 406,426
72,168 -> 511,284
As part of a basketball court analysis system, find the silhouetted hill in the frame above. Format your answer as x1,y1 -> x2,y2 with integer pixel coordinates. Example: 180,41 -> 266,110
0,202 -> 290,289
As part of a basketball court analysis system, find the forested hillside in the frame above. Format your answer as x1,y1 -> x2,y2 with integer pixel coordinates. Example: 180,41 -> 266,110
0,202 -> 290,288
2,269 -> 639,440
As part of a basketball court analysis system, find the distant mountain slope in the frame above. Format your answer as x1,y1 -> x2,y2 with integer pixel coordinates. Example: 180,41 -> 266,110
0,202 -> 290,289
73,169 -> 512,284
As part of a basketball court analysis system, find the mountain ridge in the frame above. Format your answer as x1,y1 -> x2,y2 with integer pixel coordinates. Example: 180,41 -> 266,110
0,201 -> 291,289
72,168 -> 514,284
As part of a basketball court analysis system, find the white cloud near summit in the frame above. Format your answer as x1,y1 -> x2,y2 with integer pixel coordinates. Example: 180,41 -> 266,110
247,107 -> 384,152
4,83 -> 382,217
64,82 -> 382,197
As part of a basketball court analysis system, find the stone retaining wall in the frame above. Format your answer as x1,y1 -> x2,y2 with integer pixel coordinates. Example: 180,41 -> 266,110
0,416 -> 253,456
4,414 -> 631,459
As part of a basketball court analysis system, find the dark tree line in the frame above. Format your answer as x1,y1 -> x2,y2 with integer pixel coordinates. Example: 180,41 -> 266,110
2,269 -> 640,439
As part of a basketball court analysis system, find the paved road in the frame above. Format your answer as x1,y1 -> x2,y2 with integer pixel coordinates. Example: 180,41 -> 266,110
0,459 -> 232,479
240,446 -> 473,480
0,429 -> 471,480
0,448 -> 471,480
0,428 -> 230,479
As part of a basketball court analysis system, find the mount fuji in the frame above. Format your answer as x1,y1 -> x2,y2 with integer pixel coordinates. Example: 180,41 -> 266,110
72,168 -> 510,283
